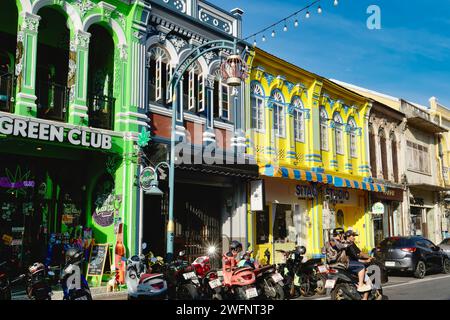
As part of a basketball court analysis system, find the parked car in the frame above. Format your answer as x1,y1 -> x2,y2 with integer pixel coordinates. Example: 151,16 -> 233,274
439,238 -> 450,257
374,236 -> 450,279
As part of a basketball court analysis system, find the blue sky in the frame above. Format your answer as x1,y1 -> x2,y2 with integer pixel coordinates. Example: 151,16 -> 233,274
209,0 -> 450,108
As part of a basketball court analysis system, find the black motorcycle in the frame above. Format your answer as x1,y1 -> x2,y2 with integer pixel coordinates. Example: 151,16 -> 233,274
277,246 -> 327,298
326,259 -> 388,300
164,251 -> 201,300
24,262 -> 54,300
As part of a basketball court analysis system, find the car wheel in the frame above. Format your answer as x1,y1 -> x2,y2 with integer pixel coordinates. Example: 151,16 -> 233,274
442,259 -> 450,274
414,261 -> 426,279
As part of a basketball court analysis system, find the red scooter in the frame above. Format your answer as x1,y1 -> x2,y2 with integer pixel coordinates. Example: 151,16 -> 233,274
220,252 -> 259,300
191,247 -> 222,299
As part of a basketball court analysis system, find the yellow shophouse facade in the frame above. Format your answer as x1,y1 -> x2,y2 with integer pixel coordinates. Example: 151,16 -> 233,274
245,49 -> 386,264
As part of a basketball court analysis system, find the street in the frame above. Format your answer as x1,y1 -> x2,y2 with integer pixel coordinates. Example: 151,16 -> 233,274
304,273 -> 450,301
91,273 -> 450,300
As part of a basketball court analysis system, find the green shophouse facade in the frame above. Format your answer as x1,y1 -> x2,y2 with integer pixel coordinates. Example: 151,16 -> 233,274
0,0 -> 151,268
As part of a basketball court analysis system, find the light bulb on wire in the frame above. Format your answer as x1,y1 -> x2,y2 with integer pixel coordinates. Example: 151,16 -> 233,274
271,30 -> 276,37
253,39 -> 257,47
317,6 -> 322,14
262,35 -> 266,42
283,24 -> 288,32
294,19 -> 299,27
306,11 -> 310,19
334,0 -> 339,6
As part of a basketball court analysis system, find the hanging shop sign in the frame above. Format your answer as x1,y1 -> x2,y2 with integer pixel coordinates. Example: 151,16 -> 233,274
295,184 -> 318,199
250,180 -> 265,212
139,167 -> 156,192
0,115 -> 112,150
371,202 -> 385,215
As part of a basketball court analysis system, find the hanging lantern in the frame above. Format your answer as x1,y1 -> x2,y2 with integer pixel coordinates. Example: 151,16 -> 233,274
220,54 -> 248,87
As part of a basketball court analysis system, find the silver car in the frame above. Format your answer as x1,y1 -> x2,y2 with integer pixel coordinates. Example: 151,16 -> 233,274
440,238 -> 450,257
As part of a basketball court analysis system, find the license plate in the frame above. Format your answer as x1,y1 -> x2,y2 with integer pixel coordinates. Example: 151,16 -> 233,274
245,287 -> 258,299
209,279 -> 222,289
385,261 -> 396,267
325,279 -> 336,289
318,265 -> 328,273
183,272 -> 197,280
272,273 -> 283,283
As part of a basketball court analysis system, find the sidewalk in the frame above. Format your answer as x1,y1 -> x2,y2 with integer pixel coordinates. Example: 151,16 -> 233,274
12,285 -> 128,300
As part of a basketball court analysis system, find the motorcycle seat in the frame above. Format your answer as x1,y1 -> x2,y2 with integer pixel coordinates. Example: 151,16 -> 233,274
139,273 -> 163,283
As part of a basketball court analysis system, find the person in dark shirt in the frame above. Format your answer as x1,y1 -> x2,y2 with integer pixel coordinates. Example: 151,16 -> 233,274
344,230 -> 373,295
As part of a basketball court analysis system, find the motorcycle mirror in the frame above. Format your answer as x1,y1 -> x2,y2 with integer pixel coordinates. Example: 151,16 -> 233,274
142,242 -> 147,250
179,250 -> 186,257
48,271 -> 55,276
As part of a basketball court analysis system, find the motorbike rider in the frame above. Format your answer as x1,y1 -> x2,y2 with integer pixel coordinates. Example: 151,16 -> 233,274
224,240 -> 243,268
344,230 -> 372,295
324,228 -> 349,267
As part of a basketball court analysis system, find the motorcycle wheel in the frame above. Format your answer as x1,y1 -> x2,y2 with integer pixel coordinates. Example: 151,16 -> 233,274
299,275 -> 313,297
177,283 -> 199,300
314,275 -> 327,296
263,278 -> 285,300
331,283 -> 352,301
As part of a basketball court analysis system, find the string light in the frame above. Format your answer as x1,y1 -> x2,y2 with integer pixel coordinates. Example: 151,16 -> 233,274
253,39 -> 257,47
244,0 -> 340,43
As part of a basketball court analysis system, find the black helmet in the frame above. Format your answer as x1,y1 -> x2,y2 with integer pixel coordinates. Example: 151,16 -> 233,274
65,247 -> 84,264
230,240 -> 242,251
332,228 -> 345,237
296,246 -> 306,255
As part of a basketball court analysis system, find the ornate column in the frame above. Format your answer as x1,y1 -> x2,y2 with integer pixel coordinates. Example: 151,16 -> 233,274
231,86 -> 246,157
203,74 -> 216,145
14,12 -> 41,117
67,30 -> 91,125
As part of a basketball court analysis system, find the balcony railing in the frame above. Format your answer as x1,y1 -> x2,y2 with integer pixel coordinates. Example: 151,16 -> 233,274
36,81 -> 69,122
88,94 -> 115,130
0,72 -> 15,113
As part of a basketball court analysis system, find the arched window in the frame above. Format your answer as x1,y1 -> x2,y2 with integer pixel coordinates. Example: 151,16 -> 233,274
369,124 -> 377,178
291,96 -> 305,143
320,107 -> 329,151
213,69 -> 230,120
182,62 -> 203,112
390,131 -> 399,182
250,82 -> 265,131
147,46 -> 171,104
333,112 -> 344,155
379,128 -> 388,180
272,90 -> 285,137
348,118 -> 357,158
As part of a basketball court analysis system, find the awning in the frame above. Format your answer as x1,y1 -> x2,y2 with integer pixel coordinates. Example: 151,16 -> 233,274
260,164 -> 386,192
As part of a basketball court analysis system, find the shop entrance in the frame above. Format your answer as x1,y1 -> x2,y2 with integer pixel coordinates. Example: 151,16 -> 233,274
411,206 -> 426,237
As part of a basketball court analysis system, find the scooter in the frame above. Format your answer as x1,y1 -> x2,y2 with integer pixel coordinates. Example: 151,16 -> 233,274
126,243 -> 167,300
164,250 -> 201,300
24,262 -> 53,300
191,246 -> 222,300
221,252 -> 259,300
325,259 -> 388,300
237,249 -> 284,300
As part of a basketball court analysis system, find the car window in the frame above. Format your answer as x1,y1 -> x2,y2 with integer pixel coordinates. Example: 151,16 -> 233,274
416,240 -> 434,250
380,238 -> 412,248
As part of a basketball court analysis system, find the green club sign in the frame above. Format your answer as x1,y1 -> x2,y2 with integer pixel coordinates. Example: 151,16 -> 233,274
139,167 -> 156,192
